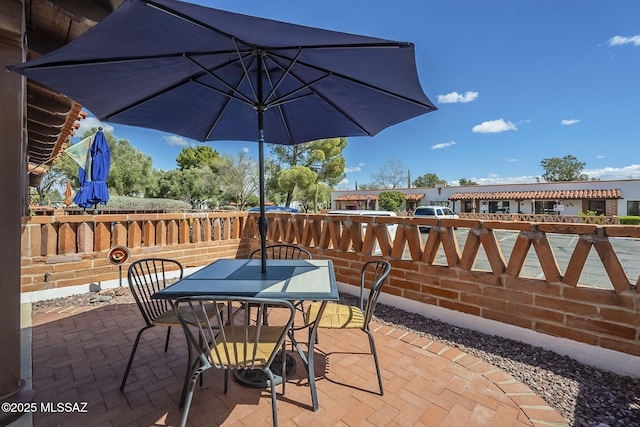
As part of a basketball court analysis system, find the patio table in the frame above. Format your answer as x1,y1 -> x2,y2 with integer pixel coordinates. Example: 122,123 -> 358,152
152,258 -> 338,412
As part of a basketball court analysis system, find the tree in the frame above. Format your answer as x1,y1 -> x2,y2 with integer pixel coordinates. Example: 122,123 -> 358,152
277,166 -> 317,205
264,157 -> 287,206
378,191 -> 405,212
458,178 -> 478,186
108,137 -> 154,196
176,145 -> 223,171
540,155 -> 589,182
147,166 -> 223,209
356,182 -> 381,190
219,152 -> 258,210
412,173 -> 446,188
371,158 -> 407,189
296,182 -> 331,212
271,138 -> 347,206
33,164 -> 67,205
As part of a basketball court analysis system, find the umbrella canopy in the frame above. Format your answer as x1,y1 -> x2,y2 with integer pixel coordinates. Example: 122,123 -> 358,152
10,0 -> 436,270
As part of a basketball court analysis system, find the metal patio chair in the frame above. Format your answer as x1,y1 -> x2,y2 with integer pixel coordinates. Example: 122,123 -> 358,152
175,296 -> 295,427
250,243 -> 312,261
305,260 -> 391,395
120,257 -> 219,409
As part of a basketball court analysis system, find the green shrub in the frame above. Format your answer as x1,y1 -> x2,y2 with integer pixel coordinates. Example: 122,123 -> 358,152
378,191 -> 405,212
619,216 -> 640,225
103,196 -> 191,211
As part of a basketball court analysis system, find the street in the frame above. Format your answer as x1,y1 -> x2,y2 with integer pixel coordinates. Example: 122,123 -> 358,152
407,229 -> 640,290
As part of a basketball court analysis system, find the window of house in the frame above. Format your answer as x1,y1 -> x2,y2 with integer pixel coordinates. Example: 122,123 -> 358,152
464,201 -> 474,212
488,201 -> 509,213
628,201 -> 640,216
534,200 -> 556,214
588,200 -> 605,215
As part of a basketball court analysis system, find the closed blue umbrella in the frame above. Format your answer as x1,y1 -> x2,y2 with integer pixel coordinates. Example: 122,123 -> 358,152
72,166 -> 92,208
87,129 -> 110,207
9,0 -> 436,270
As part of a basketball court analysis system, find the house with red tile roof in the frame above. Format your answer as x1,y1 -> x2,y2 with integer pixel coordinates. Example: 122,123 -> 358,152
332,179 -> 640,216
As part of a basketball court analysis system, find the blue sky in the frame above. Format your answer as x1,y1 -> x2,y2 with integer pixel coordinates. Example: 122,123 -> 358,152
75,0 -> 640,188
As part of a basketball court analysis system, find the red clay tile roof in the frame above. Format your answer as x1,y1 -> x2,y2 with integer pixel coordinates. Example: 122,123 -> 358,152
334,194 -> 379,201
334,193 -> 425,201
405,193 -> 425,201
449,189 -> 622,201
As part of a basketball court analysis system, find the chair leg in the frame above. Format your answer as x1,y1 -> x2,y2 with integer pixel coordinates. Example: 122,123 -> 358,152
280,346 -> 286,395
365,329 -> 384,396
179,372 -> 200,427
164,326 -> 172,352
120,325 -> 153,390
265,368 -> 279,427
179,335 -> 193,410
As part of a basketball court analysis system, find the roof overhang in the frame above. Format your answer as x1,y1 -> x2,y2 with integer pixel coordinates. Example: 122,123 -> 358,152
20,0 -> 125,184
449,189 -> 622,201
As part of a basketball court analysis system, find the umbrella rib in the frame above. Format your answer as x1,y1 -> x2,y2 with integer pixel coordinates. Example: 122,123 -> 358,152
264,75 -> 330,109
269,49 -> 435,109
261,62 -> 295,144
264,49 -> 303,105
146,0 -> 410,54
185,54 -> 255,106
263,53 -> 372,135
233,38 -> 259,105
104,52 -> 256,122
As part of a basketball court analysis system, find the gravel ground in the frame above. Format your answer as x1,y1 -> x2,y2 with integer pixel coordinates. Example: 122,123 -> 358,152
33,289 -> 640,427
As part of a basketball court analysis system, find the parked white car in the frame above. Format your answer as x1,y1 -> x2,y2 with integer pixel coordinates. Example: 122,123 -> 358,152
413,205 -> 459,233
327,210 -> 398,254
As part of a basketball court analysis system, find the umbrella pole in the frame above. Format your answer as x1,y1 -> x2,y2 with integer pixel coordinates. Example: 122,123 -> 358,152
258,110 -> 267,273
257,54 -> 267,273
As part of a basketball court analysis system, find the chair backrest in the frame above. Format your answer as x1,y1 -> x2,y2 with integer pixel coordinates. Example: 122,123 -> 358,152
359,260 -> 391,327
250,244 -> 312,260
174,296 -> 295,371
127,258 -> 183,326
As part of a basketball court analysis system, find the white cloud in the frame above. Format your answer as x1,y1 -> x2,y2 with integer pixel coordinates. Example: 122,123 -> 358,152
437,91 -> 479,104
336,179 -> 350,190
608,35 -> 640,46
507,158 -> 520,162
163,135 -> 190,146
76,116 -> 114,137
585,164 -> 640,180
472,119 -> 517,134
596,155 -> 605,159
561,119 -> 581,125
345,165 -> 362,173
431,141 -> 456,150
242,147 -> 249,153
450,174 -> 538,186
450,164 -> 640,186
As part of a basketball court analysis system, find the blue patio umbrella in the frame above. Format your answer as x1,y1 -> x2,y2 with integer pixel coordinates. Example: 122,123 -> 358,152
9,0 -> 437,271
87,129 -> 111,207
72,166 -> 92,208
72,130 -> 110,209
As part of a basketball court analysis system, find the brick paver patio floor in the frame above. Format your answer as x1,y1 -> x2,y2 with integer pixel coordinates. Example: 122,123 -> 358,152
27,303 -> 567,426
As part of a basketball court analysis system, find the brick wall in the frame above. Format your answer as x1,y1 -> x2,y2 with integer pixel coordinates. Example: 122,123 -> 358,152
20,211 -> 640,358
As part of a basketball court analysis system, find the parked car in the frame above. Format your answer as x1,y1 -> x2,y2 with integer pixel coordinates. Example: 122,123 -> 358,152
246,206 -> 300,213
327,210 -> 397,254
413,205 -> 459,233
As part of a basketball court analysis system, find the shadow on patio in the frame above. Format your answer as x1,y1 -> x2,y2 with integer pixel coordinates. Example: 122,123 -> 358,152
27,302 -> 566,426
